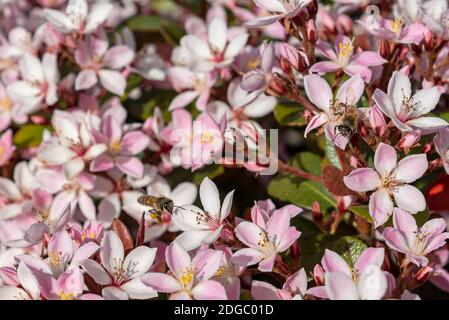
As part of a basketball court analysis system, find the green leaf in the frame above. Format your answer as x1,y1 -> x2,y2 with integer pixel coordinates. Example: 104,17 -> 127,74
324,140 -> 342,170
348,205 -> 373,223
13,124 -> 50,148
268,176 -> 336,213
288,152 -> 323,176
127,15 -> 163,32
273,103 -> 306,127
192,165 -> 225,185
327,236 -> 368,267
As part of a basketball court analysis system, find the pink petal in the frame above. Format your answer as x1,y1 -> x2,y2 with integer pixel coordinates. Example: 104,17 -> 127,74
235,221 -> 264,248
343,168 -> 381,192
90,154 -> 114,172
344,64 -> 372,83
325,272 -> 359,300
115,156 -> 144,179
309,61 -> 340,73
104,46 -> 135,69
335,74 -> 364,106
352,51 -> 387,67
231,248 -> 264,266
168,91 -> 199,111
392,185 -> 426,214
75,69 -> 98,91
383,227 -> 409,253
374,142 -> 397,177
304,113 -> 328,137
369,189 -> 393,227
191,280 -> 227,300
120,131 -> 149,155
303,74 -> 332,112
141,273 -> 181,293
354,248 -> 385,273
321,249 -> 351,277
98,70 -> 126,96
392,154 -> 427,183
277,227 -> 301,252
251,281 -> 279,300
166,241 -> 191,275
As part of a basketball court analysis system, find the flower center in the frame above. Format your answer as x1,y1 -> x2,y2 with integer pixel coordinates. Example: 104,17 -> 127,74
59,291 -> 74,300
391,16 -> 404,34
247,57 -> 261,70
194,210 -> 220,230
257,231 -> 276,257
0,96 -> 11,111
110,140 -> 121,154
179,267 -> 195,289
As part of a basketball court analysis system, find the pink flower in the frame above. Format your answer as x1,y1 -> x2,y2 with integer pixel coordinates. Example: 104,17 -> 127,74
141,241 -> 227,300
167,67 -> 216,111
241,42 -> 275,93
213,245 -> 245,300
39,268 -> 96,300
232,208 -> 301,272
383,208 -> 449,266
38,111 -> 107,179
0,161 -> 39,220
307,248 -> 389,300
172,177 -> 233,251
0,261 -> 42,300
247,0 -> 311,27
251,268 -> 308,300
44,0 -> 113,34
361,15 -> 427,44
433,127 -> 449,174
343,143 -> 428,227
373,71 -> 447,133
6,53 -> 59,114
74,34 -> 135,96
310,36 -> 387,82
90,115 -> 149,179
303,73 -> 365,149
180,15 -> 249,72
0,129 -> 15,166
81,231 -> 158,300
164,110 -> 224,171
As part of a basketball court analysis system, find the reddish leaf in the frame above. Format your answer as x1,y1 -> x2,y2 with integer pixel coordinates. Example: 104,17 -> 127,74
111,219 -> 134,254
322,166 -> 356,197
136,212 -> 146,247
426,174 -> 449,211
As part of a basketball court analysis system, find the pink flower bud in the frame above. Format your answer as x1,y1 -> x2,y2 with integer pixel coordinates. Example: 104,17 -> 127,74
306,20 -> 318,43
398,130 -> 421,150
369,105 -> 387,136
313,264 -> 325,286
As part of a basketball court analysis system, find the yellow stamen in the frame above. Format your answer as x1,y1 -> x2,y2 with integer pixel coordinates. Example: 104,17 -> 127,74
59,291 -> 74,300
48,252 -> 61,268
338,41 -> 353,58
391,16 -> 404,33
110,140 -> 121,153
247,57 -> 261,70
0,96 -> 11,111
180,269 -> 194,286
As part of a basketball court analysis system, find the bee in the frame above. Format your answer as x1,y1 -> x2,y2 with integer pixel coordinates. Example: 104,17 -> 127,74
334,103 -> 360,139
137,195 -> 175,224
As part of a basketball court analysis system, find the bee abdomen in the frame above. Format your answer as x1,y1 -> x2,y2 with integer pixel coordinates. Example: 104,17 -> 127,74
137,195 -> 153,206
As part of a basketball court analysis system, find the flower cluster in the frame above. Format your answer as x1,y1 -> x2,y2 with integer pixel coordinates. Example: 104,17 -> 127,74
1,0 -> 449,301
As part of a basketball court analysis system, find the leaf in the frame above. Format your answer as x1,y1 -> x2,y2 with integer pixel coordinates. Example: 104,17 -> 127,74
127,15 -> 163,32
111,219 -> 134,255
13,124 -> 50,148
291,152 -> 323,176
268,175 -> 336,214
273,103 -> 306,127
192,165 -> 225,185
327,236 -> 368,267
348,205 -> 373,223
324,139 -> 342,170
322,166 -> 356,196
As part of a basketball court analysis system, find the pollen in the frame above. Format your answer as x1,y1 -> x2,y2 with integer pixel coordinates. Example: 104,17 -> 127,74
391,16 -> 404,34
110,140 -> 121,153
48,252 -> 61,267
338,41 -> 353,58
247,57 -> 261,70
59,291 -> 75,300
180,269 -> 194,286
0,96 -> 11,111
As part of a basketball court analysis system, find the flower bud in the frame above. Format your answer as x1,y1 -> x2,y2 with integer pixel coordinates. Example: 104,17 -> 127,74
306,20 -> 318,43
379,40 -> 391,59
369,105 -> 387,136
398,130 -> 421,150
307,0 -> 318,18
313,264 -> 325,286
414,266 -> 433,283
